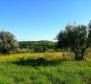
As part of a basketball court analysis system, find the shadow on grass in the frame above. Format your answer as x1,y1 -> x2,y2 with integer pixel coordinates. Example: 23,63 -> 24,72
12,57 -> 66,67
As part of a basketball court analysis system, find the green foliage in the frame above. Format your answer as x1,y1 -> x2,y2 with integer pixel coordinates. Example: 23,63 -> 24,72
19,40 -> 56,53
57,22 -> 91,60
0,31 -> 18,54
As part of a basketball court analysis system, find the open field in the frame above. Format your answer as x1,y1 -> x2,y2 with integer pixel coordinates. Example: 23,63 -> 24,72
0,53 -> 90,84
0,52 -> 65,62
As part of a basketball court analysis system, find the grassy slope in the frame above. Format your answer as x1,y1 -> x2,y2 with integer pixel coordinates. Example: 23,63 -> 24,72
0,53 -> 91,84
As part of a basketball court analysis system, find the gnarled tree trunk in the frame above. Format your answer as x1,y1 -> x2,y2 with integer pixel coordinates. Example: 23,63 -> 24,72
74,49 -> 86,60
75,52 -> 84,60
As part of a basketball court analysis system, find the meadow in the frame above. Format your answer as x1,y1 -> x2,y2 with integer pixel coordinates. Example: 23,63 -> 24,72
0,52 -> 90,84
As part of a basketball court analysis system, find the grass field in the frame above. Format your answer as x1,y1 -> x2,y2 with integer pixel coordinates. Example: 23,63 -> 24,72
0,53 -> 62,62
0,53 -> 91,84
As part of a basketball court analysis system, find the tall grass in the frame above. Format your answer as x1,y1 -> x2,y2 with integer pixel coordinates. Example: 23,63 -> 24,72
0,53 -> 62,62
0,52 -> 73,62
0,52 -> 90,83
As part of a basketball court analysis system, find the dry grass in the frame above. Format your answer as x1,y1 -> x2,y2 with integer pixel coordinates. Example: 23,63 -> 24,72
0,51 -> 90,62
0,52 -> 63,62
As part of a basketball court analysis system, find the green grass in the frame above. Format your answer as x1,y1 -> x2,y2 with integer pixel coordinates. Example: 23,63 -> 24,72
0,53 -> 91,84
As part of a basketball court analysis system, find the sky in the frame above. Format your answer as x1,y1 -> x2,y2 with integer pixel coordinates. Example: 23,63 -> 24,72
0,0 -> 91,41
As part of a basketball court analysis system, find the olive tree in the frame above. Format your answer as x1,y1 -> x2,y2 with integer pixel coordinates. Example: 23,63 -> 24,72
0,31 -> 18,54
56,22 -> 91,60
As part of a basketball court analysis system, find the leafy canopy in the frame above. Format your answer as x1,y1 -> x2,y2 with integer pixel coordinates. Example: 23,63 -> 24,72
0,31 -> 18,54
56,22 -> 91,60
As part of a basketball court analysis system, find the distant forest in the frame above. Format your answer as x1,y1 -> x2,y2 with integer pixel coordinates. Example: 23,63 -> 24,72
19,41 -> 57,53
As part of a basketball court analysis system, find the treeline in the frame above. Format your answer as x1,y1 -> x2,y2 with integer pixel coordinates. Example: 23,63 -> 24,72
18,41 -> 57,53
0,30 -> 68,54
0,30 -> 60,54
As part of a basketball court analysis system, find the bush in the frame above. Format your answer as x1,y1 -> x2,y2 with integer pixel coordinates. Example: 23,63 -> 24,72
0,31 -> 18,54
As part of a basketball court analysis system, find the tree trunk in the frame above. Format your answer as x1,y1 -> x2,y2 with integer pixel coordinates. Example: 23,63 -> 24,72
75,55 -> 84,60
71,47 -> 87,60
74,51 -> 84,60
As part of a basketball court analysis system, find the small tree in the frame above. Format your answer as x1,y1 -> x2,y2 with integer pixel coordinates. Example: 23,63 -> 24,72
0,31 -> 18,54
56,22 -> 91,60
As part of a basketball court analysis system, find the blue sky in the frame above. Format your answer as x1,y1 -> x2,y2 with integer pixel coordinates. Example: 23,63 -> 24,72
0,0 -> 91,41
